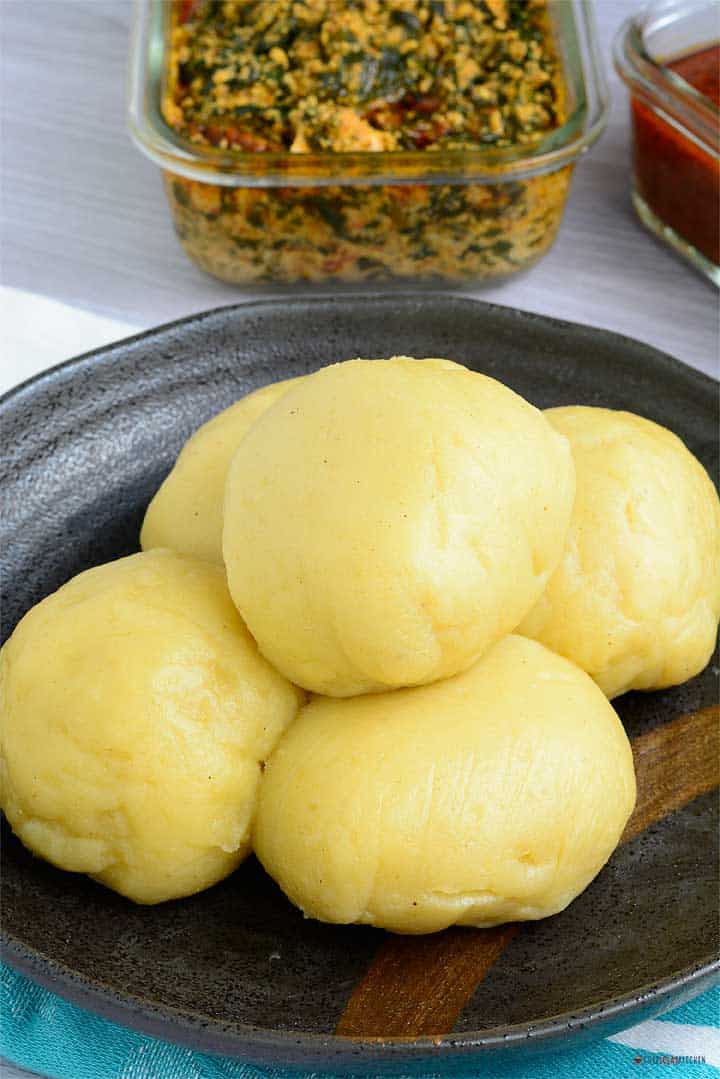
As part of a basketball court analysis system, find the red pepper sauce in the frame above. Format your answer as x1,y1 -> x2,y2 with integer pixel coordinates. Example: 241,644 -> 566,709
630,43 -> 719,266
670,44 -> 720,106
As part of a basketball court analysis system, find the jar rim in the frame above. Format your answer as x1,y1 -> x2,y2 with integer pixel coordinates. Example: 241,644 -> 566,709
613,2 -> 719,157
128,0 -> 609,188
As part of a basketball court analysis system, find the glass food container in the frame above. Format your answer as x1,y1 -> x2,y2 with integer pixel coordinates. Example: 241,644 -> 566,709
128,0 -> 608,288
614,0 -> 719,285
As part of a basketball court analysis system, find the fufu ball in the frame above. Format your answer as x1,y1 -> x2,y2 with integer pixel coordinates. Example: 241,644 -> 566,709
0,549 -> 302,904
141,377 -> 300,563
253,635 -> 636,934
223,357 -> 575,696
519,407 -> 720,698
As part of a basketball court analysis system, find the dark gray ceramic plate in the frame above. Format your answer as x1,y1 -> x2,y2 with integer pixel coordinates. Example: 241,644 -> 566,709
1,296 -> 718,1075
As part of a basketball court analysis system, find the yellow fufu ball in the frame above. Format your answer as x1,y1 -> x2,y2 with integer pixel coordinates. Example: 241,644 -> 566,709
254,635 -> 636,934
0,549 -> 302,904
519,407 -> 720,698
223,357 -> 575,696
141,378 -> 300,563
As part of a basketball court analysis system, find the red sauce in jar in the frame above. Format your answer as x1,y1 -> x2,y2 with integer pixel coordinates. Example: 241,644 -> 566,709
630,43 -> 719,266
670,43 -> 720,106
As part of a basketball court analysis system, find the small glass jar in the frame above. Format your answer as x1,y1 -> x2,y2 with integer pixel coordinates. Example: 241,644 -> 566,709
614,0 -> 720,285
128,0 -> 608,289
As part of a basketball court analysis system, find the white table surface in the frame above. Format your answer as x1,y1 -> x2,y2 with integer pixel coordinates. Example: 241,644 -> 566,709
1,3 -> 718,1078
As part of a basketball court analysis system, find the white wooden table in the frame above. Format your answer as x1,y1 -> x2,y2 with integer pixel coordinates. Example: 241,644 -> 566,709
1,3 -> 718,1078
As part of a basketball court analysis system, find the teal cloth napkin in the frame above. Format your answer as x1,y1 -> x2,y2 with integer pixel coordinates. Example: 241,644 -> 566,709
1,964 -> 718,1079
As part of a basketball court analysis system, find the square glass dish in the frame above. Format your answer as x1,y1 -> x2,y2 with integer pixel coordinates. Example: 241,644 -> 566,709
614,0 -> 719,285
128,0 -> 607,288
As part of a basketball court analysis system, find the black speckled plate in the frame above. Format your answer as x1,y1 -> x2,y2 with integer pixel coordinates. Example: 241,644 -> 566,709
1,296 -> 718,1075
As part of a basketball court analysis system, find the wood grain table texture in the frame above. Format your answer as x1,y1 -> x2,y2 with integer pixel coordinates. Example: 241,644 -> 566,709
1,4 -> 719,1079
1,0 -> 718,378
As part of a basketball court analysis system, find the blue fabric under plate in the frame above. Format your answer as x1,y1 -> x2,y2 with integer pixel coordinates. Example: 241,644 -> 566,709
1,964 -> 718,1079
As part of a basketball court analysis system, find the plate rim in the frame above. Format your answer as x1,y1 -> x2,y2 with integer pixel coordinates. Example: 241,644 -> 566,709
1,293 -> 718,1069
0,293 -> 717,416
3,930 -> 718,1067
